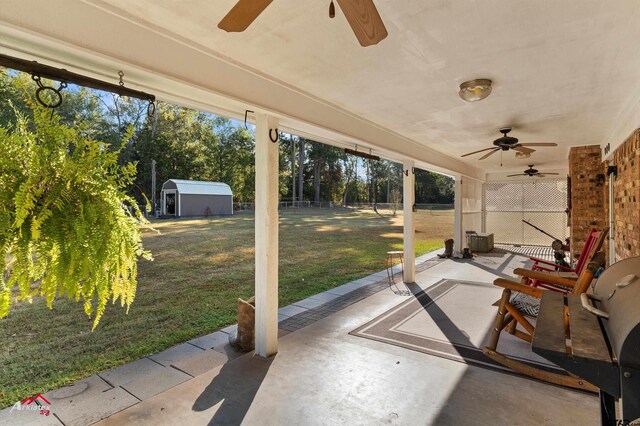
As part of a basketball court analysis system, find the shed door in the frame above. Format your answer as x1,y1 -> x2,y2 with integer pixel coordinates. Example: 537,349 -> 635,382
166,193 -> 176,215
484,180 -> 568,246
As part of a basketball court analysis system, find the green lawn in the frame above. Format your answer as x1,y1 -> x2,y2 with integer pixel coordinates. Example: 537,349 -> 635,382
0,209 -> 452,407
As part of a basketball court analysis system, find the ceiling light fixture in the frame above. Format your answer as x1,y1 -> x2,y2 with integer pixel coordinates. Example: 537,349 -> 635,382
459,79 -> 492,102
515,151 -> 531,159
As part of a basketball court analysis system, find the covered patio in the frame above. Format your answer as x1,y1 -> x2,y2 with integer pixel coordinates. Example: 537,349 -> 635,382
1,250 -> 599,425
1,0 -> 639,424
95,253 -> 596,426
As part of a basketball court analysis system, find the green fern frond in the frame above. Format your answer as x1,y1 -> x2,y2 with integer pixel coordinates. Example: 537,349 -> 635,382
1,98 -> 153,328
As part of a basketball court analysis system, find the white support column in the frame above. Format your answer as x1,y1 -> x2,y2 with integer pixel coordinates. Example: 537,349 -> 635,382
453,175 -> 463,253
254,113 -> 279,357
481,182 -> 487,234
403,160 -> 416,284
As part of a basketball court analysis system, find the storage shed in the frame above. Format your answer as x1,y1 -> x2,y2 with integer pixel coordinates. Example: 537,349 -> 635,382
160,179 -> 233,217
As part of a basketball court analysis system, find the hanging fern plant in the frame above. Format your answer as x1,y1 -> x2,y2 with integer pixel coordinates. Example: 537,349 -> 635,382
0,104 -> 152,329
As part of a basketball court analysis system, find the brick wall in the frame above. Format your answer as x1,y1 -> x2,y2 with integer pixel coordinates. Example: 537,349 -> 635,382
568,145 -> 607,259
607,129 -> 640,260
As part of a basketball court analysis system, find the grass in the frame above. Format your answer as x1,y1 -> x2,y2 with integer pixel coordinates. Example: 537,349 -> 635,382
0,209 -> 452,407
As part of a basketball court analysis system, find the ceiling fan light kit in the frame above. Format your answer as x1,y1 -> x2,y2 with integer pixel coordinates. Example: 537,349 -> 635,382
458,79 -> 492,102
506,165 -> 560,178
461,128 -> 558,161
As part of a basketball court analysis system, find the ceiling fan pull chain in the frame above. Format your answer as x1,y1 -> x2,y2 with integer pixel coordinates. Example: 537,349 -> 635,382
329,1 -> 335,18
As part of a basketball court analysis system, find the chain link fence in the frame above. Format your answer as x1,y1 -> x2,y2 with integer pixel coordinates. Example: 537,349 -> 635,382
234,202 -> 453,214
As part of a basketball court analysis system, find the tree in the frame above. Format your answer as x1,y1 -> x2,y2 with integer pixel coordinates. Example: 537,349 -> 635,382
297,137 -> 305,202
307,141 -> 343,204
211,118 -> 255,202
0,101 -> 152,329
415,169 -> 454,204
341,155 -> 357,206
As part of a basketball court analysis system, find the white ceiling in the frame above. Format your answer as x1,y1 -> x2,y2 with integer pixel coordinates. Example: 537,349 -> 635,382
0,0 -> 638,177
81,0 -> 640,173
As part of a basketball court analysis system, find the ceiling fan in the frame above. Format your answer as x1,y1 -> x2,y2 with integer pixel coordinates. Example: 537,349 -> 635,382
507,165 -> 560,178
461,128 -> 558,160
218,0 -> 388,47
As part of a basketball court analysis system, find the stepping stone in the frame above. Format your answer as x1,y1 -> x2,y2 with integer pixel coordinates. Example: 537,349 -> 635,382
0,404 -> 63,425
211,342 -> 246,361
325,282 -> 361,296
278,305 -> 307,318
189,330 -> 247,361
51,386 -> 139,426
220,324 -> 238,335
370,271 -> 388,278
305,292 -> 341,303
150,343 -> 205,367
99,358 -> 190,400
291,297 -> 327,310
188,331 -> 231,351
359,275 -> 382,284
170,349 -> 228,377
346,278 -> 370,287
45,374 -> 112,405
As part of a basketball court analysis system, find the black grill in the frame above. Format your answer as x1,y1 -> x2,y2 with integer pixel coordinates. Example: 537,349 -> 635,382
532,257 -> 640,425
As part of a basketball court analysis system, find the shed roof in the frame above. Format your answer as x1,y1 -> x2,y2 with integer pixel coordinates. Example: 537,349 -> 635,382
164,179 -> 233,196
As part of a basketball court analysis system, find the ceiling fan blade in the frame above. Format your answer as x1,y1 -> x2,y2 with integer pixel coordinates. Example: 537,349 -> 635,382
541,172 -> 560,176
536,174 -> 546,178
461,147 -> 497,157
479,148 -> 500,160
519,143 -> 558,147
218,0 -> 273,32
512,146 -> 536,155
507,173 -> 527,177
335,0 -> 388,46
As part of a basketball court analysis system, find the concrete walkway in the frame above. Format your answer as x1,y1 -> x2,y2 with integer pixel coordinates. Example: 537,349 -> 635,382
0,250 -> 441,426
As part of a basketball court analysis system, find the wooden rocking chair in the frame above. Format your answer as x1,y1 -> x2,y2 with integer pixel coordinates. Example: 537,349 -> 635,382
482,249 -> 606,391
526,228 -> 605,292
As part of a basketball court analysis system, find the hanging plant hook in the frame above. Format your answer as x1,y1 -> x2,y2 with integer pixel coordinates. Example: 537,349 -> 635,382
269,128 -> 279,143
244,110 -> 254,129
147,100 -> 156,117
32,74 -> 67,109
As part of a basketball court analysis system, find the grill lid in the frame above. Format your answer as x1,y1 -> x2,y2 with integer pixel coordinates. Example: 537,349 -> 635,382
592,257 -> 640,367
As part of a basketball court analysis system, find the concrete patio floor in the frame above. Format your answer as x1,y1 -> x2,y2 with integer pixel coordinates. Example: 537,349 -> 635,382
3,249 -> 599,425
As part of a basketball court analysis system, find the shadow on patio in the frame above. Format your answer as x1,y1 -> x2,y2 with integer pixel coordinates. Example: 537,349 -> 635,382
192,354 -> 274,425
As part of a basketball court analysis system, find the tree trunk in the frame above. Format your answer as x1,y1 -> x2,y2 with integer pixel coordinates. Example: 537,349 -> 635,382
371,160 -> 376,206
341,158 -> 354,207
314,159 -> 321,203
298,138 -> 305,203
150,102 -> 159,139
386,165 -> 391,203
290,136 -> 296,203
